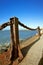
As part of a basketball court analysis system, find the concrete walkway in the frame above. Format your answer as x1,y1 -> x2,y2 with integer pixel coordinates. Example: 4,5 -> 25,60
19,35 -> 43,65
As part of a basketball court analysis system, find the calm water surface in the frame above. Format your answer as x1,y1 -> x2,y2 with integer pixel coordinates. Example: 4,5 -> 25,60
0,30 -> 38,45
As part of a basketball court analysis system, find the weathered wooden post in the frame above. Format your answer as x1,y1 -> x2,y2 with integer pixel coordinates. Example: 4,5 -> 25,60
10,17 -> 23,64
10,17 -> 19,61
37,26 -> 41,37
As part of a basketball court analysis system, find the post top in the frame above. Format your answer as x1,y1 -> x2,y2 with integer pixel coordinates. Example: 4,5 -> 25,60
10,17 -> 18,20
38,26 -> 40,29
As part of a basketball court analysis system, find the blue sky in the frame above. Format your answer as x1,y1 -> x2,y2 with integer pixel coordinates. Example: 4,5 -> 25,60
0,0 -> 43,30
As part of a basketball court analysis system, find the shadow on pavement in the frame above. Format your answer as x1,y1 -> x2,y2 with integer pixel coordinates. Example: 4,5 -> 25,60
21,38 -> 40,58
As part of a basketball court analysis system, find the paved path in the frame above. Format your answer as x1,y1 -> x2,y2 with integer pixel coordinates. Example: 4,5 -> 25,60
19,35 -> 43,65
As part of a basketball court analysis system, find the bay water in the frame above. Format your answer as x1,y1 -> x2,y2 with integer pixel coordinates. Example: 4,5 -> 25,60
0,30 -> 38,45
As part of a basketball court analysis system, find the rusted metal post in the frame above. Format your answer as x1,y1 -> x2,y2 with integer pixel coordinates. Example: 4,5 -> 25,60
10,17 -> 19,61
